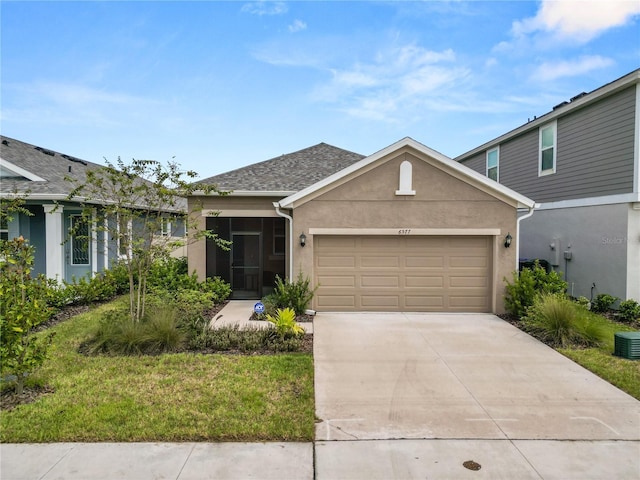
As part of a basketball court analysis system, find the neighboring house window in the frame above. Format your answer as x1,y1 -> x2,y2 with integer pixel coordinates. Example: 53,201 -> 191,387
70,215 -> 90,265
273,221 -> 285,255
539,121 -> 557,175
0,216 -> 8,241
118,215 -> 132,258
161,217 -> 171,236
486,147 -> 499,182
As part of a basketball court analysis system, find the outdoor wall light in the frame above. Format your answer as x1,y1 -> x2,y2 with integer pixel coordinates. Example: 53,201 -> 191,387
504,232 -> 512,248
299,232 -> 306,247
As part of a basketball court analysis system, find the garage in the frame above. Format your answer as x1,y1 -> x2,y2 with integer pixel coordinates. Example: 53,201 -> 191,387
314,235 -> 493,312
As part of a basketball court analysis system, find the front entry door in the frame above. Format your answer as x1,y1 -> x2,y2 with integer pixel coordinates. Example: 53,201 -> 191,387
231,233 -> 261,299
64,213 -> 91,283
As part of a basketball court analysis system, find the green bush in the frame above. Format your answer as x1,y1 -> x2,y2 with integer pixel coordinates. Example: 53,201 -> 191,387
187,325 -> 304,353
591,293 -> 619,313
264,273 -> 317,316
0,237 -> 56,394
504,261 -> 567,317
201,277 -> 232,303
523,294 -> 607,348
618,299 -> 640,323
86,305 -> 185,355
574,296 -> 591,310
266,308 -> 304,338
65,273 -> 117,305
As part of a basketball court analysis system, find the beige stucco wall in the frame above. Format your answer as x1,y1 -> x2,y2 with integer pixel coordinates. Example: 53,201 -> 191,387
187,195 -> 283,281
289,148 -> 519,313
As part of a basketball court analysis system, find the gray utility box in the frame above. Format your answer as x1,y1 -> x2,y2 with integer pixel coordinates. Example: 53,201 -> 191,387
614,332 -> 640,360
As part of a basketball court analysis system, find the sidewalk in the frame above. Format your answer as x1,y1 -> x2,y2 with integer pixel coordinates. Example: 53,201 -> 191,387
210,300 -> 313,333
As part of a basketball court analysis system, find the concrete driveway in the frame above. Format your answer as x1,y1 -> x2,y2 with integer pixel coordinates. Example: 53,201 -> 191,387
314,312 -> 640,478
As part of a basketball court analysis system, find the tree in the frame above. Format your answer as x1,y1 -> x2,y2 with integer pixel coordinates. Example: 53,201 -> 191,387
0,236 -> 56,395
67,158 -> 228,323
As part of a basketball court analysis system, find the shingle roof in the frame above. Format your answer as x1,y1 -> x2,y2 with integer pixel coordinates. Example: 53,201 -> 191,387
196,143 -> 366,192
0,135 -> 100,198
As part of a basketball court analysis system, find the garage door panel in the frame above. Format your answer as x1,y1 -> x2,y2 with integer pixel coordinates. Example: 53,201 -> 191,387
361,256 -> 399,268
317,275 -> 356,287
405,276 -> 443,288
317,255 -> 356,268
317,295 -> 355,307
405,256 -> 444,268
361,295 -> 400,307
361,275 -> 399,288
314,235 -> 492,312
450,276 -> 487,288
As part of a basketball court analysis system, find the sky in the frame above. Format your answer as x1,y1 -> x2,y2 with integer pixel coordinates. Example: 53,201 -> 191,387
1,1 -> 639,181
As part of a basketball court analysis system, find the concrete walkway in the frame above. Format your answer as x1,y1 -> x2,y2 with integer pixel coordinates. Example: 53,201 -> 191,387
1,306 -> 638,479
209,300 -> 313,333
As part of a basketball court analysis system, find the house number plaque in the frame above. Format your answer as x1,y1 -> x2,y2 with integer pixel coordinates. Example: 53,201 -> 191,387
398,229 -> 411,235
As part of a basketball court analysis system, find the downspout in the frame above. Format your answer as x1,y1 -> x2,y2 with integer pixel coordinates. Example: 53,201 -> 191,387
273,202 -> 294,280
515,203 -> 538,271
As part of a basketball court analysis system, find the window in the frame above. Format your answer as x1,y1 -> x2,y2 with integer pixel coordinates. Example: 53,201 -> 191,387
539,121 -> 557,175
486,147 -> 499,182
118,215 -> 132,258
70,215 -> 90,265
161,217 -> 171,236
0,216 -> 8,241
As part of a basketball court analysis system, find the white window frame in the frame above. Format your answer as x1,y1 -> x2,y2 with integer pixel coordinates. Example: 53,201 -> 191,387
486,147 -> 499,182
161,217 -> 171,237
0,215 -> 8,241
539,121 -> 557,176
117,214 -> 133,259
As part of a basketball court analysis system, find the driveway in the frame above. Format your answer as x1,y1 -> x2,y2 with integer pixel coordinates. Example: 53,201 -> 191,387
314,312 -> 640,441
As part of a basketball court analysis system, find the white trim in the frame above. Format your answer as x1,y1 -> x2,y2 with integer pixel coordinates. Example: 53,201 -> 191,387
202,209 -> 280,218
278,137 -> 535,210
0,158 -> 46,181
535,193 -> 640,210
455,69 -> 640,161
538,120 -> 557,176
308,227 -> 502,236
634,83 -> 639,194
43,204 -> 64,280
486,146 -> 499,182
103,215 -> 110,271
627,205 -> 640,300
273,203 -> 294,281
91,209 -> 98,275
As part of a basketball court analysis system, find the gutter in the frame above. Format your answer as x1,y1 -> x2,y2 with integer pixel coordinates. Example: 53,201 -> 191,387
516,203 -> 539,271
273,202 -> 294,280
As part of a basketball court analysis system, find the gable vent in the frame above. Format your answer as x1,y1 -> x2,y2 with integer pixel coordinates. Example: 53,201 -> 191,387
35,146 -> 55,156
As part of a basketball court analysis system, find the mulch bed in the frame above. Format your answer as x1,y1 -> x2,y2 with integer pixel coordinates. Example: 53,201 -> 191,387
1,384 -> 55,412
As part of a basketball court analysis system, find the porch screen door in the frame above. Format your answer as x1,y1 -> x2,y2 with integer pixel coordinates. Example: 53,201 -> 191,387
231,233 -> 261,299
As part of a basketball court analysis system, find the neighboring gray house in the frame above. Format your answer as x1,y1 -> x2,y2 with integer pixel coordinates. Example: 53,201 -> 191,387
456,69 -> 640,302
0,136 -> 185,282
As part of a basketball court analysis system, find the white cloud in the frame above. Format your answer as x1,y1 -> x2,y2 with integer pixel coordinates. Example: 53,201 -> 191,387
313,45 -> 471,121
513,0 -> 640,43
288,19 -> 307,33
533,55 -> 615,81
241,1 -> 287,16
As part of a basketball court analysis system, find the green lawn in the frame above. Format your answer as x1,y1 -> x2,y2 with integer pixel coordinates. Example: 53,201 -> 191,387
1,303 -> 315,442
558,317 -> 640,400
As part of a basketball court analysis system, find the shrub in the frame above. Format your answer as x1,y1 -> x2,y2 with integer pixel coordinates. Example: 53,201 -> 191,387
264,273 -> 317,316
504,261 -> 567,317
266,308 -> 304,338
187,325 -> 304,353
65,273 -> 117,305
618,299 -> 640,323
86,306 -> 185,355
0,237 -> 56,394
523,294 -> 607,348
200,277 -> 232,303
574,296 -> 591,310
591,293 -> 619,313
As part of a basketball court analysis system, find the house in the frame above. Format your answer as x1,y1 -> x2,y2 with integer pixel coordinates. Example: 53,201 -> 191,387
0,136 -> 185,282
456,69 -> 640,302
189,138 -> 534,313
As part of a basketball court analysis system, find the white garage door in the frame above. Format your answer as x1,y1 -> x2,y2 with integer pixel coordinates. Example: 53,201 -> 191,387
314,235 -> 492,312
